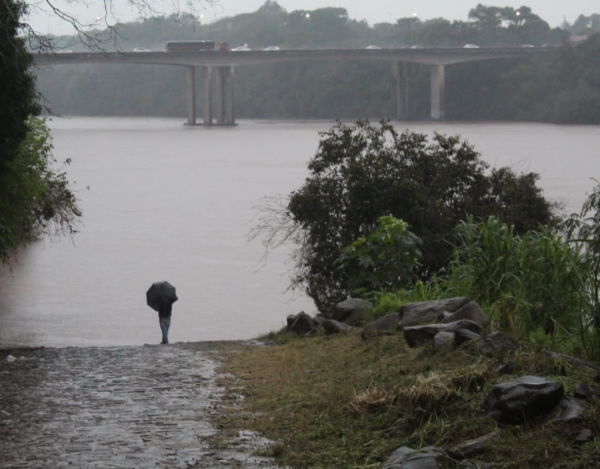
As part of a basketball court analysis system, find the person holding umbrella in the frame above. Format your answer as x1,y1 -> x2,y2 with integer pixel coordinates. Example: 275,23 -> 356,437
147,281 -> 178,344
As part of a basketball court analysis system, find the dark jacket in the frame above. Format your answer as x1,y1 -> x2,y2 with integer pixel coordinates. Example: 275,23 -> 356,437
158,302 -> 172,318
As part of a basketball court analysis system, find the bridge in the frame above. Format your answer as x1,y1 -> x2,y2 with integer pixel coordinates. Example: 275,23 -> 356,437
34,48 -> 551,125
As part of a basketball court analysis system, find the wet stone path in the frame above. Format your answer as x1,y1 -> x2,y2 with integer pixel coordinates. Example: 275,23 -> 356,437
0,342 -> 281,469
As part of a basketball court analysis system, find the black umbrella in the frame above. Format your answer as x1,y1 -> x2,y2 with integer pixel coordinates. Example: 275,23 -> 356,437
146,281 -> 178,312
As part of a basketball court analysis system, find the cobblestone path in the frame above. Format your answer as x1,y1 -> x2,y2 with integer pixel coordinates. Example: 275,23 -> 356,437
0,342 -> 280,469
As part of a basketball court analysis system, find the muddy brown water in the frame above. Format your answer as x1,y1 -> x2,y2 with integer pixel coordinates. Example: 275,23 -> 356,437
0,118 -> 598,348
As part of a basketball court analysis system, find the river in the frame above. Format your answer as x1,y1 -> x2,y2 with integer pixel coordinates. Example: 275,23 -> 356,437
0,117 -> 597,348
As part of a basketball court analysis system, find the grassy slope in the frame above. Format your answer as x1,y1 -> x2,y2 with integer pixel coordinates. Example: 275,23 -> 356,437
216,332 -> 600,469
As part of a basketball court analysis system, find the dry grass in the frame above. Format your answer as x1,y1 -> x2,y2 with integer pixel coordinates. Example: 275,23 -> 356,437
214,333 -> 600,469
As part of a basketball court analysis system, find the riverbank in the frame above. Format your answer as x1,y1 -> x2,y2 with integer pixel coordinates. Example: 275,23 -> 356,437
215,332 -> 600,469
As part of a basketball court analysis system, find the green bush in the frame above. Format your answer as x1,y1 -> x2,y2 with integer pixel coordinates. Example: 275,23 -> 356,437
255,120 -> 556,314
336,215 -> 422,297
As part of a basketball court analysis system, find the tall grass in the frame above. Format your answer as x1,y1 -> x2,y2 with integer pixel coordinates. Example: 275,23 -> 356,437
442,216 -> 585,344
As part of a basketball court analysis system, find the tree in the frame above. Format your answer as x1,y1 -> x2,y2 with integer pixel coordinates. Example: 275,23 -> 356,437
253,120 -> 556,313
0,0 -> 81,261
0,0 -> 39,170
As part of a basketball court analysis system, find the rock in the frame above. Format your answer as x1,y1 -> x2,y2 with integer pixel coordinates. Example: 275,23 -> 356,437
496,363 -> 515,375
549,397 -> 586,422
312,315 -> 327,327
433,331 -> 455,350
574,382 -> 597,400
404,325 -> 448,348
397,297 -> 470,329
332,298 -> 373,325
476,332 -> 519,356
461,463 -> 496,469
322,319 -> 353,335
440,301 -> 489,330
454,329 -> 482,347
382,446 -> 448,469
484,375 -> 564,424
288,312 -> 317,335
437,312 -> 454,321
574,429 -> 594,443
404,320 -> 482,348
287,314 -> 299,329
361,313 -> 400,340
448,431 -> 500,459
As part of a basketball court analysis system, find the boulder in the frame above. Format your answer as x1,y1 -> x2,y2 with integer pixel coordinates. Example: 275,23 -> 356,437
286,314 -> 298,329
440,301 -> 489,330
549,397 -> 586,422
574,382 -> 597,400
397,297 -> 470,329
403,320 -> 483,348
484,375 -> 564,424
288,312 -> 317,335
322,319 -> 353,335
476,332 -> 519,356
448,431 -> 499,459
361,313 -> 400,340
332,298 -> 373,325
382,446 -> 448,469
404,324 -> 448,348
433,331 -> 455,350
496,363 -> 515,375
454,329 -> 482,347
575,429 -> 594,443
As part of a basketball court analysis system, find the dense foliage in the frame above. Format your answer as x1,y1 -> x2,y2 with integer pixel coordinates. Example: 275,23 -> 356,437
34,3 -> 600,124
0,0 -> 81,262
257,120 -> 555,312
336,215 -> 422,297
0,0 -> 39,170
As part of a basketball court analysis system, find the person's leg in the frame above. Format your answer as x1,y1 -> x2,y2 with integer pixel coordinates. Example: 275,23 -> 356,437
159,317 -> 171,344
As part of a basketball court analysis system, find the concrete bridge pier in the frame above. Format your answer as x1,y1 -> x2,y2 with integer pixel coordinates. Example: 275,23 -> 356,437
215,66 -> 236,126
396,62 -> 412,120
202,66 -> 213,125
430,64 -> 445,120
186,66 -> 197,125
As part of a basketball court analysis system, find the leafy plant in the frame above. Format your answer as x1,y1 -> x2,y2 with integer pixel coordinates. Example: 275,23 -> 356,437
0,118 -> 82,262
336,215 -> 422,297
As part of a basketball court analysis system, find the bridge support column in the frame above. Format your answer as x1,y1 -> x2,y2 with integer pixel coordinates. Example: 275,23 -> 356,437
215,66 -> 236,126
202,66 -> 213,125
223,66 -> 235,125
396,62 -> 411,120
186,66 -> 197,126
430,64 -> 445,120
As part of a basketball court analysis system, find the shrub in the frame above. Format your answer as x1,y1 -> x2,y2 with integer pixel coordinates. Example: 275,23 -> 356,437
254,120 -> 556,314
336,215 -> 422,297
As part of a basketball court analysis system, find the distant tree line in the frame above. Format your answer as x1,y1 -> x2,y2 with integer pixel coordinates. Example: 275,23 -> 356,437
35,2 -> 600,124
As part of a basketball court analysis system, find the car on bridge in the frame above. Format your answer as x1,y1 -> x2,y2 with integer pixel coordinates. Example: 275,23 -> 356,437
365,45 -> 381,49
133,47 -> 152,52
463,44 -> 480,48
232,44 -> 251,51
263,46 -> 280,51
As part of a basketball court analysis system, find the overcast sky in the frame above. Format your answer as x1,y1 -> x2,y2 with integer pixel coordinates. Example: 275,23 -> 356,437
28,0 -> 600,35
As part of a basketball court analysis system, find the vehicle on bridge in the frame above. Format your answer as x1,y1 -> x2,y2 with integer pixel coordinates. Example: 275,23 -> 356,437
165,41 -> 230,52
